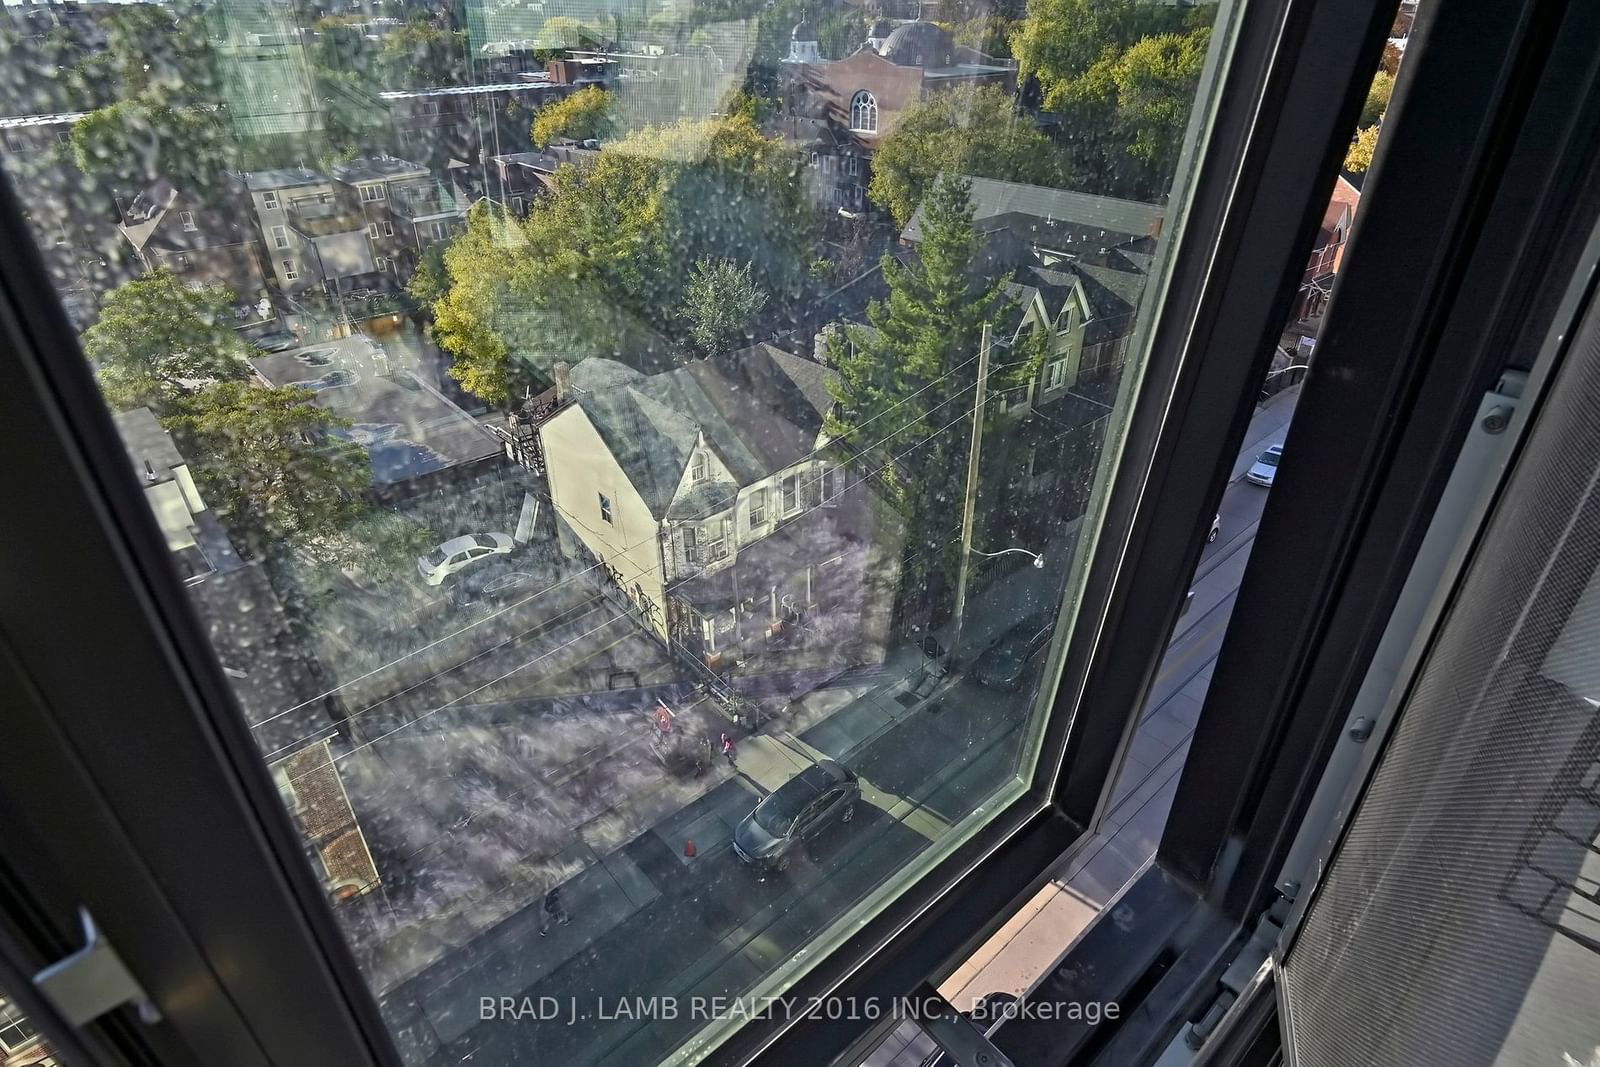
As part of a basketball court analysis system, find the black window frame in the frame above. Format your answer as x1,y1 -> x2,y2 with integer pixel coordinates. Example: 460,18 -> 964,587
985,1 -> 1600,1065
0,0 -> 1461,1063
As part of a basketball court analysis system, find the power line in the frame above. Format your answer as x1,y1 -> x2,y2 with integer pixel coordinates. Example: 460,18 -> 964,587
274,386 -> 1004,774
258,595 -> 618,762
250,553 -> 610,730
253,346 -> 1048,752
280,606 -> 636,794
664,387 -> 1002,596
276,520 -> 682,783
274,360 -> 1117,787
252,347 -> 1006,731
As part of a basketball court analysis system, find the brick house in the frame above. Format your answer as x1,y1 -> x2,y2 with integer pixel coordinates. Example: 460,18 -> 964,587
775,21 -> 1017,213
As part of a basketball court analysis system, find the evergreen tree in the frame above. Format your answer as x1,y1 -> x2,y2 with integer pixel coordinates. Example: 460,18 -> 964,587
827,175 -> 1040,622
680,258 -> 768,357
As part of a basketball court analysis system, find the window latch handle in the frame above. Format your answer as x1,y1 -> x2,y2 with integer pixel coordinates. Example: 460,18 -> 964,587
33,908 -> 160,1027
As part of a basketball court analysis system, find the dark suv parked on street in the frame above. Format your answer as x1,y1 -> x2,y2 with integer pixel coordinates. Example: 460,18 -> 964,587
733,759 -> 860,873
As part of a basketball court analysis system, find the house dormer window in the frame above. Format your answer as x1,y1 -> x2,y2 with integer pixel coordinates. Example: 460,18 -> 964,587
850,91 -> 878,134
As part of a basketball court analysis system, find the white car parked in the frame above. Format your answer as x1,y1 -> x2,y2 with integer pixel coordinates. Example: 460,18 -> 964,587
1246,444 -> 1284,487
417,533 -> 514,585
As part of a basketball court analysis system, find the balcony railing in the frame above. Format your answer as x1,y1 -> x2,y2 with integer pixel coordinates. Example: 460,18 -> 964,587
286,198 -> 365,237
388,180 -> 467,221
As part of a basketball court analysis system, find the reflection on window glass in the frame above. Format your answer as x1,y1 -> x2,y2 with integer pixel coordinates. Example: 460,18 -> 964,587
0,993 -> 57,1064
0,0 -> 1226,1060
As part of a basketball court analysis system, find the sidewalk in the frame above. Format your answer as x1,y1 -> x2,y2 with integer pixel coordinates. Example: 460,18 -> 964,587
936,384 -> 1302,1017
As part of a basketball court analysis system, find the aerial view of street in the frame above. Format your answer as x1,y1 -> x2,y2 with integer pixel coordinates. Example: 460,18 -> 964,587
0,0 -> 1368,1056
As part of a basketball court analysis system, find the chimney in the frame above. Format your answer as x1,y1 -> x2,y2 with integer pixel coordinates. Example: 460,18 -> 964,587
814,323 -> 838,366
552,361 -> 572,401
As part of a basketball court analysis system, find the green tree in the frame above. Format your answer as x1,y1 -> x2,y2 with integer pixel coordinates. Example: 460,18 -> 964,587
426,114 -> 816,404
1071,29 -> 1211,190
0,21 -> 116,113
103,4 -> 219,103
84,270 -> 253,414
311,19 -> 378,75
723,88 -> 777,126
378,21 -> 469,89
430,203 -> 529,405
1360,70 -> 1393,129
342,511 -> 437,579
946,16 -> 1018,59
532,86 -> 615,147
407,240 -> 451,309
165,382 -> 377,564
1011,0 -> 1189,111
826,175 -> 1038,616
680,258 -> 769,357
70,98 -> 237,193
869,85 -> 1071,227
1344,123 -> 1380,174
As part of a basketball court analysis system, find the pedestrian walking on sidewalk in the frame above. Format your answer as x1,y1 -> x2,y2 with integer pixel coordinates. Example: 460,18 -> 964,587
539,887 -> 570,935
722,732 -> 738,769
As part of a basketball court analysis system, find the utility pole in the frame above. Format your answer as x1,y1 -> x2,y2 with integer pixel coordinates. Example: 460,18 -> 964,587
949,322 -> 991,666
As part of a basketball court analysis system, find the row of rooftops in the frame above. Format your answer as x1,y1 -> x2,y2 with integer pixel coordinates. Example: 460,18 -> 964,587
0,77 -> 574,134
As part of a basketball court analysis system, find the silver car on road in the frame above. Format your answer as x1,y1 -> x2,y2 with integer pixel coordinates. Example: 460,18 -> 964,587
1246,444 -> 1284,487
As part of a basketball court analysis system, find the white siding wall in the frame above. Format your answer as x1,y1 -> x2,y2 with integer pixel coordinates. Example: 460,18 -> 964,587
251,182 -> 337,291
540,406 -> 667,633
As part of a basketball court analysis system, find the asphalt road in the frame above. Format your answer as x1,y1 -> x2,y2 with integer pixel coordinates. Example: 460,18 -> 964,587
385,670 -> 1028,1066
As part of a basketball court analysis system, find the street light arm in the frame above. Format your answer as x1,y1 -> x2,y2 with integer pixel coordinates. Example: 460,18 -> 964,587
970,546 -> 1045,568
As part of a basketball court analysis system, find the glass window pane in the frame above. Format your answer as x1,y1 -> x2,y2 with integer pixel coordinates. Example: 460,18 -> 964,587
0,0 -> 1237,1060
0,993 -> 56,1062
